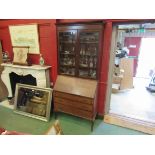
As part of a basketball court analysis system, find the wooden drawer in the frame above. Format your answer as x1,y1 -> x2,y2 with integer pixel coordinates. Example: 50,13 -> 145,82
55,103 -> 93,120
54,97 -> 93,111
54,91 -> 93,104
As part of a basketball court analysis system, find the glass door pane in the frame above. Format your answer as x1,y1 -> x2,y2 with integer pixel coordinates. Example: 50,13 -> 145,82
78,31 -> 99,79
58,30 -> 77,76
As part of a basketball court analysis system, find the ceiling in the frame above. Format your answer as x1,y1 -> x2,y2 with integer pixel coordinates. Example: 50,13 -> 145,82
118,23 -> 155,29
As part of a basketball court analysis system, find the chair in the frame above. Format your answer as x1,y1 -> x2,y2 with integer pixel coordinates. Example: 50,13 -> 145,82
46,120 -> 63,135
0,120 -> 63,135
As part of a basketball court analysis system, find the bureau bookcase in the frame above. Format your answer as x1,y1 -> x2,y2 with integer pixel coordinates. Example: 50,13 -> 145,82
54,23 -> 103,130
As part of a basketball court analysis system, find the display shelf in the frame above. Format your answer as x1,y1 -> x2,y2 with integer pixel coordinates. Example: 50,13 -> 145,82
60,64 -> 75,67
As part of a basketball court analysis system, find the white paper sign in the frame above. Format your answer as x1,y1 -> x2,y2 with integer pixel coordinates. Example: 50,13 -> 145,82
129,45 -> 136,48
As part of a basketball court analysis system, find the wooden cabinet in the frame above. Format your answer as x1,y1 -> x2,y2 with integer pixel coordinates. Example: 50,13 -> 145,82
53,75 -> 98,131
57,24 -> 103,79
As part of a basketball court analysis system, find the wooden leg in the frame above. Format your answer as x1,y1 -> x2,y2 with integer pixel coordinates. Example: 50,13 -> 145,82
91,121 -> 94,131
55,112 -> 58,119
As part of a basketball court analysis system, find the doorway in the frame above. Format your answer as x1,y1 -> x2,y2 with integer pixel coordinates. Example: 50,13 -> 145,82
104,22 -> 155,134
136,38 -> 155,78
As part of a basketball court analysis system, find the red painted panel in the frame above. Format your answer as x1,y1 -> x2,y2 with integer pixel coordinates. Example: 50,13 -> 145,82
57,19 -> 102,24
97,83 -> 107,114
39,37 -> 52,54
97,22 -> 112,115
49,23 -> 58,83
0,19 -> 55,26
124,37 -> 141,76
0,27 -> 13,59
39,25 -> 52,38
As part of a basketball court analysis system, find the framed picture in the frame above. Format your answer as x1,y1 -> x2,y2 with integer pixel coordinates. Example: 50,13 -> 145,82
13,46 -> 29,65
14,83 -> 53,121
9,24 -> 40,54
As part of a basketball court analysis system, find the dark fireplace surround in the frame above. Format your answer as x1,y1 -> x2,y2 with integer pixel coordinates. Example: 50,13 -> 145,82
9,72 -> 37,97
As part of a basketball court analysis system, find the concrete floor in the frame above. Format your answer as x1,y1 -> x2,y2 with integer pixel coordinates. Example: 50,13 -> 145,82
110,77 -> 155,123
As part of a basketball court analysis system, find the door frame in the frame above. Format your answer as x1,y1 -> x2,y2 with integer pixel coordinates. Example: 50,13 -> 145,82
104,25 -> 118,114
104,21 -> 155,135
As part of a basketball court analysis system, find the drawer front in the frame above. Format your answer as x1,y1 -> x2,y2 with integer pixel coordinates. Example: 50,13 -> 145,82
54,97 -> 93,111
54,91 -> 93,104
55,103 -> 93,120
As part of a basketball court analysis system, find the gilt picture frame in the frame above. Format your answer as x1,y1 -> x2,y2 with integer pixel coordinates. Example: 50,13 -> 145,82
14,83 -> 53,122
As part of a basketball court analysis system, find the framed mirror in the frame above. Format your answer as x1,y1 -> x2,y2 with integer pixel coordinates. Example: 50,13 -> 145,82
14,83 -> 53,121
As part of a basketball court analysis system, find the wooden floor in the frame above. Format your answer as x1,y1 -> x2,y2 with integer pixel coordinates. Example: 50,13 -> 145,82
110,77 -> 155,123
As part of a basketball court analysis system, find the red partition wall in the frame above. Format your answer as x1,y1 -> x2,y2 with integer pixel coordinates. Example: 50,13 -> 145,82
0,19 -> 58,83
97,22 -> 112,114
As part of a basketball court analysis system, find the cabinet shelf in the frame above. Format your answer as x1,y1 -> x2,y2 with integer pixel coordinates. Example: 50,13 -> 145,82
79,54 -> 97,57
79,66 -> 96,70
80,41 -> 98,44
60,53 -> 75,56
60,41 -> 76,44
60,64 -> 75,68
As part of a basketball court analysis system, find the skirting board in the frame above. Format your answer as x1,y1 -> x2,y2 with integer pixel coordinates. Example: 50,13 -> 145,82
104,114 -> 155,135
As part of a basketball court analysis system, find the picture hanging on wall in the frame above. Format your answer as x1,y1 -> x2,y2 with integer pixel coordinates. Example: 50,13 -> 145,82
9,24 -> 40,54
